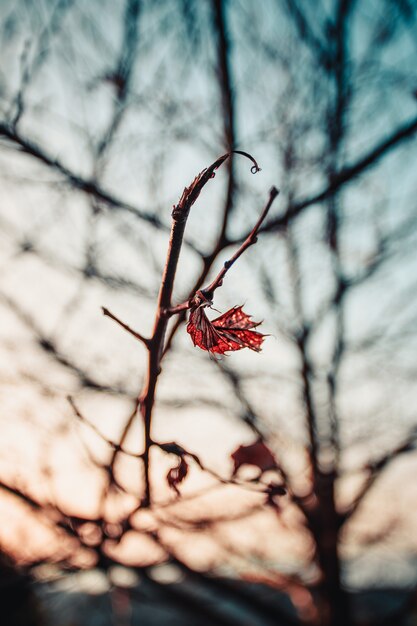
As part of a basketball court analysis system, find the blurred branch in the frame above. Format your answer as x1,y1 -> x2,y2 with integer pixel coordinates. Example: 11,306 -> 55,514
285,0 -> 330,68
213,361 -> 266,439
211,0 -> 237,246
311,209 -> 417,332
237,113 -> 417,238
324,0 -> 355,467
0,481 -> 44,514
341,425 -> 417,524
137,569 -> 241,626
158,548 -> 300,626
0,122 -> 164,229
101,306 -> 150,347
0,214 -> 156,299
283,219 -> 320,483
95,0 -> 141,159
9,0 -> 73,127
68,396 -> 142,460
0,291 -> 128,395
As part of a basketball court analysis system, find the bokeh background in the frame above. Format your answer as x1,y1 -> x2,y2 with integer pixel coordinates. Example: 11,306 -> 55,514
0,1 -> 417,625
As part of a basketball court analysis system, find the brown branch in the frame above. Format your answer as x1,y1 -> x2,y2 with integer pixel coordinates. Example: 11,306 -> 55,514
166,186 -> 279,316
203,186 -> 279,297
160,0 -> 253,346
100,150 -> 263,507
96,395 -> 142,514
155,440 -> 285,497
163,114 -> 417,354
101,306 -> 150,347
138,152 -> 247,506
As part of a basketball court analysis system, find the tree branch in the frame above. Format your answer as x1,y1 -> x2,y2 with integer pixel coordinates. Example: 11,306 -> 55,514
166,186 -> 279,315
101,306 -> 150,347
202,186 -> 279,299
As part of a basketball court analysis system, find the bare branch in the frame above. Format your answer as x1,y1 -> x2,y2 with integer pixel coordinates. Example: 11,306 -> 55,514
101,306 -> 150,347
202,186 -> 279,297
140,152 -> 243,505
166,186 -> 279,316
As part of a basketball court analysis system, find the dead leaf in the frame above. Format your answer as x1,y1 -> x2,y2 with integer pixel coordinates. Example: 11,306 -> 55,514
231,440 -> 278,476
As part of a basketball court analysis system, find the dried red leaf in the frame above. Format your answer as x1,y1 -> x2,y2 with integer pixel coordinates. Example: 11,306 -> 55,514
187,304 -> 266,354
231,440 -> 278,476
167,457 -> 188,495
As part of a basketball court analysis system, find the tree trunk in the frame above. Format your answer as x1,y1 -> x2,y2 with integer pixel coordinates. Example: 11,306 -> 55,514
314,470 -> 352,626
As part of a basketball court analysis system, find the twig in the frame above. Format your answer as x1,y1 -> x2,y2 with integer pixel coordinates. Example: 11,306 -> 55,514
154,440 -> 285,496
99,150 -> 264,508
138,151 -> 257,506
203,186 -> 279,297
166,186 -> 279,316
101,306 -> 150,347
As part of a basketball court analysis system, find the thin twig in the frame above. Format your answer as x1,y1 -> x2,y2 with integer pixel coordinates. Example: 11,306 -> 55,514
203,186 -> 279,297
166,186 -> 279,316
101,306 -> 150,347
138,151 -> 249,506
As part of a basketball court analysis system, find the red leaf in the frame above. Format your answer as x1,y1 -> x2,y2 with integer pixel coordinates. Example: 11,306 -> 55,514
231,440 -> 278,476
187,304 -> 266,354
167,457 -> 188,495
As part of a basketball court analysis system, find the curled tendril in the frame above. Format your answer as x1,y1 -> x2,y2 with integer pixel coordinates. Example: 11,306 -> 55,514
232,150 -> 261,174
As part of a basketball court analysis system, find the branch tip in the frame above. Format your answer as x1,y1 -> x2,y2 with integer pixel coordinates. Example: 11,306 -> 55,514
232,150 -> 261,174
101,305 -> 150,347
